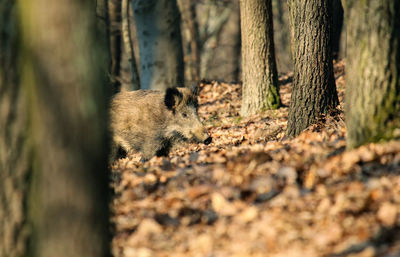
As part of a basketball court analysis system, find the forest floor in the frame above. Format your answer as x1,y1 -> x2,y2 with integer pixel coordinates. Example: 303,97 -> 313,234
111,61 -> 400,257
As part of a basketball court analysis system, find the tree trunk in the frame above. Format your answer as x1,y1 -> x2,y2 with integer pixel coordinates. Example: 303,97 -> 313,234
109,0 -> 122,93
272,0 -> 292,73
240,0 -> 280,117
132,0 -> 184,90
122,0 -> 140,90
0,2 -> 30,256
1,0 -> 111,256
198,1 -> 232,80
345,1 -> 400,149
331,0 -> 344,60
178,0 -> 200,85
286,0 -> 338,137
204,0 -> 241,82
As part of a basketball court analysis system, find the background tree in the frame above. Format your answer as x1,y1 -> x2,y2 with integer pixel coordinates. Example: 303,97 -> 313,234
272,0 -> 292,73
132,0 -> 184,90
345,1 -> 400,149
331,0 -> 344,60
179,0 -> 241,83
122,0 -> 140,90
178,0 -> 200,84
0,0 -> 111,256
286,0 -> 339,137
109,0 -> 122,92
240,0 -> 280,117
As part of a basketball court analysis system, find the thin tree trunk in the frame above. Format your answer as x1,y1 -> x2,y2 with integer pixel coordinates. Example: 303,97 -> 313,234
132,0 -> 184,90
17,0 -> 111,256
199,1 -> 231,80
272,0 -> 292,73
109,0 -> 122,93
204,0 -> 241,82
346,1 -> 400,149
286,0 -> 338,137
240,0 -> 280,116
178,0 -> 200,85
331,0 -> 344,60
122,0 -> 140,90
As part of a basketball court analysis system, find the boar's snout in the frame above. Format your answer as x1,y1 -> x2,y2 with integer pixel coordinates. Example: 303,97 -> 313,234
204,136 -> 212,145
192,127 -> 211,145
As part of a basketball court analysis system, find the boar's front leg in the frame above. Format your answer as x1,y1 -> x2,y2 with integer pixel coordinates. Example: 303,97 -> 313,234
141,138 -> 162,162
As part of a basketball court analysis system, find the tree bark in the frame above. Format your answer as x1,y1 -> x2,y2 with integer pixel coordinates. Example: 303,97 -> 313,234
132,0 -> 184,90
0,2 -> 30,256
1,0 -> 111,256
240,0 -> 280,117
345,1 -> 400,149
286,0 -> 338,137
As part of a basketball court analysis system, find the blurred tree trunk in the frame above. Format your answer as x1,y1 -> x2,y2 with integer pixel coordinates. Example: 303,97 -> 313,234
272,0 -> 292,73
122,0 -> 140,90
331,0 -> 344,60
0,0 -> 111,257
0,1 -> 30,256
109,0 -> 122,93
346,1 -> 400,149
286,0 -> 338,137
178,0 -> 200,85
132,0 -> 184,90
240,0 -> 280,116
198,1 -> 232,80
204,0 -> 241,82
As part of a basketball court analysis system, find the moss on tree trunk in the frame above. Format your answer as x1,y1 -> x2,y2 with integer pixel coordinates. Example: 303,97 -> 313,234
240,0 -> 280,117
345,1 -> 400,149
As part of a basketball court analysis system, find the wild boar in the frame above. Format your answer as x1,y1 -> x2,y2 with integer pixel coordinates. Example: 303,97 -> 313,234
110,87 -> 212,161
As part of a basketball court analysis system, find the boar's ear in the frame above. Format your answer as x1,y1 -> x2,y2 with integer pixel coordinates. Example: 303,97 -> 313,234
165,87 -> 183,110
189,83 -> 199,96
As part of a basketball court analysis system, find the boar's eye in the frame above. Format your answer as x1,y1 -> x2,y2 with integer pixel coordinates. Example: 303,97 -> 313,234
182,112 -> 188,118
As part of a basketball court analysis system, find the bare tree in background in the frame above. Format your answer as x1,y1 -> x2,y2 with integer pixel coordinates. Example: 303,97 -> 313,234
286,0 -> 338,137
346,1 -> 400,149
272,0 -> 292,73
197,0 -> 232,80
109,0 -> 122,92
178,0 -> 200,84
122,0 -> 140,90
132,0 -> 184,90
240,0 -> 280,116
0,0 -> 111,256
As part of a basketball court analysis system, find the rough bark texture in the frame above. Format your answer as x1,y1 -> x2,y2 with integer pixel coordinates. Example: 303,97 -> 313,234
132,0 -> 184,90
286,0 -> 338,137
0,2 -> 30,256
240,0 -> 280,117
17,0 -> 111,256
345,1 -> 400,149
